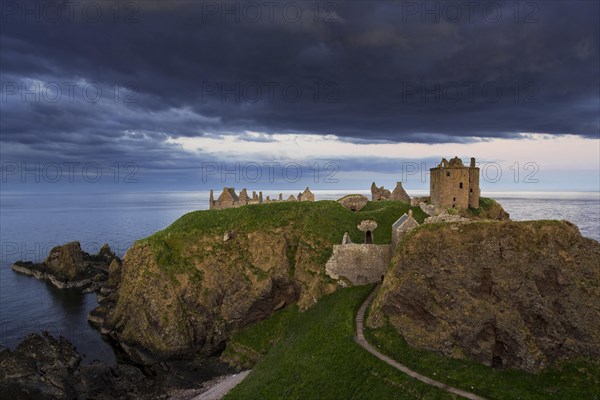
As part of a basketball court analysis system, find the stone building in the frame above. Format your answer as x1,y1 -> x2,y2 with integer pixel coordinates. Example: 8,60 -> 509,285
391,210 -> 419,249
209,187 -> 314,209
325,220 -> 390,285
430,156 -> 480,209
298,187 -> 315,202
371,182 -> 411,203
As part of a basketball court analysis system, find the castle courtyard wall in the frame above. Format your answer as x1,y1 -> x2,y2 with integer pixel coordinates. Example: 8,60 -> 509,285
325,244 -> 391,285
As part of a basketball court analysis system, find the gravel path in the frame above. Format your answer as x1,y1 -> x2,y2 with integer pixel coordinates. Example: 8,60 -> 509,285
355,286 -> 487,400
191,370 -> 251,400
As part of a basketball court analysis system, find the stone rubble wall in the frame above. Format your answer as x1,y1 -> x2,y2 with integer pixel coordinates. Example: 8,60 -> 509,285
325,244 -> 391,285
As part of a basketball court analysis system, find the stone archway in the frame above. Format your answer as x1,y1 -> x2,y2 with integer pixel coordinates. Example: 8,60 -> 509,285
357,220 -> 378,244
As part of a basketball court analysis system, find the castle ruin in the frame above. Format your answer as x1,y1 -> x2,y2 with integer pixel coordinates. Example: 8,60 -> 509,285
371,182 -> 411,203
430,156 -> 480,209
209,187 -> 315,209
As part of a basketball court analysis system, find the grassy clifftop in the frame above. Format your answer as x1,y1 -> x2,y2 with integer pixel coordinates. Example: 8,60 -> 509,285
140,200 -> 426,280
104,200 -> 426,360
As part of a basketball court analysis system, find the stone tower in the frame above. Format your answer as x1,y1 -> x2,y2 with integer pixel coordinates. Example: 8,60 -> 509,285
430,156 -> 480,208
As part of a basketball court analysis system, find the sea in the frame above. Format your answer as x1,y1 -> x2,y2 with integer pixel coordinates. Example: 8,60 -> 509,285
1,190 -> 598,364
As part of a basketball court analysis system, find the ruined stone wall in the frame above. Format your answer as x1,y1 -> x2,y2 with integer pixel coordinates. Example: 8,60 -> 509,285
468,167 -> 480,208
210,188 -> 313,209
325,244 -> 391,285
210,200 -> 245,210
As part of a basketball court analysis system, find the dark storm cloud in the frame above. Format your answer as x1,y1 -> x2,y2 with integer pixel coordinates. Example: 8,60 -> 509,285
1,0 -> 598,179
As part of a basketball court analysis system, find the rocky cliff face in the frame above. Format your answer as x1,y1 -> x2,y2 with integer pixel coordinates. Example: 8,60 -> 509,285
368,220 -> 600,372
99,226 -> 336,363
0,332 -> 154,400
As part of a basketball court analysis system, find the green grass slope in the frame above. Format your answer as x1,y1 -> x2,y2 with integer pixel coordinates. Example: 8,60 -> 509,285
223,284 -> 599,400
366,323 -> 600,400
223,286 -> 454,400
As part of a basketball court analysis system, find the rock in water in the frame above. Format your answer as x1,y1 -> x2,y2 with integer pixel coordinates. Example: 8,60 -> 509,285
0,333 -> 153,399
12,242 -> 119,291
368,220 -> 600,372
46,241 -> 88,281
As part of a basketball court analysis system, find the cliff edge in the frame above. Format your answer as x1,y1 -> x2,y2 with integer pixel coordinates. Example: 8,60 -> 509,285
368,220 -> 600,372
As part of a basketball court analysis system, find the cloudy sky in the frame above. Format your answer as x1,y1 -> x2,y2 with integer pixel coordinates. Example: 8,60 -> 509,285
1,0 -> 598,192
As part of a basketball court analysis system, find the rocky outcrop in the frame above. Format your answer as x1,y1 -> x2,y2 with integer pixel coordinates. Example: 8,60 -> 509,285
12,242 -> 119,292
369,220 -> 600,372
424,214 -> 469,224
460,198 -> 510,221
338,194 -> 368,211
0,332 -> 153,400
96,231 -> 329,363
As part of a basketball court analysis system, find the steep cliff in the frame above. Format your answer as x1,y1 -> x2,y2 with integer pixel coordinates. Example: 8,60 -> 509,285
99,201 -> 426,362
368,220 -> 600,372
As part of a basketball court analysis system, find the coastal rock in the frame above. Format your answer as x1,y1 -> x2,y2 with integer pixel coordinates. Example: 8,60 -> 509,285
108,258 -> 123,288
419,202 -> 446,216
460,198 -> 511,221
12,242 -> 119,292
0,333 -> 155,400
101,237 -> 304,363
0,332 -> 80,400
369,220 -> 600,372
424,214 -> 470,224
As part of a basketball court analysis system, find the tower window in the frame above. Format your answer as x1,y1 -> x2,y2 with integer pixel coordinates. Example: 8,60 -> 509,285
446,171 -> 451,177
470,188 -> 473,193
453,197 -> 456,201
459,182 -> 463,189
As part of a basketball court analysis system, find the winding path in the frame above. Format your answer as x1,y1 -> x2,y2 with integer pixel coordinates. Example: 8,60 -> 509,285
192,370 -> 251,400
355,286 -> 487,400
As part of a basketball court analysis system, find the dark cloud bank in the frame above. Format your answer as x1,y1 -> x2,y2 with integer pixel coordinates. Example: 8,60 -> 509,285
0,0 -> 598,190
